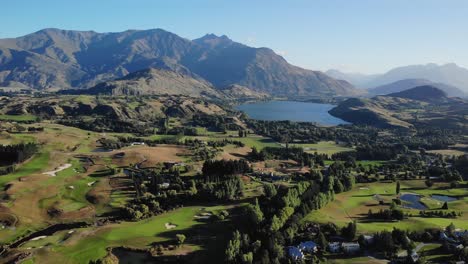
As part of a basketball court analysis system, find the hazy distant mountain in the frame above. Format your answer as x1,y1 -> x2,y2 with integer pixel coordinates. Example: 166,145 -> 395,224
327,63 -> 468,93
0,28 -> 358,98
325,69 -> 378,88
366,63 -> 468,91
368,79 -> 466,98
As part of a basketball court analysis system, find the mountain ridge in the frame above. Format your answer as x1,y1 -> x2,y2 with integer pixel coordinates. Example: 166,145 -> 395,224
0,28 -> 359,98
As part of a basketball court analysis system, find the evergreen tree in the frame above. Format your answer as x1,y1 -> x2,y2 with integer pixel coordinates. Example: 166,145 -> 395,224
317,231 -> 328,251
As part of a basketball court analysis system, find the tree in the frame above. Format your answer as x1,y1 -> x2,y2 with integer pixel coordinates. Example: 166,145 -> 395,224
226,231 -> 241,262
342,221 -> 357,241
396,181 -> 401,194
263,183 -> 277,198
246,199 -> 264,225
442,202 -> 449,210
425,180 -> 434,188
317,231 -> 328,251
176,234 -> 186,247
189,180 -> 198,195
446,223 -> 456,235
241,252 -> 253,264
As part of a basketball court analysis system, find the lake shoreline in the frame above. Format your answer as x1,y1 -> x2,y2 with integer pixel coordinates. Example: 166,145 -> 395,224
235,100 -> 349,126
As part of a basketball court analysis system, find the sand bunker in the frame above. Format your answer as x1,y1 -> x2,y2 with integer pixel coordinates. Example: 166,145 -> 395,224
87,181 -> 96,187
43,164 -> 72,177
30,235 -> 47,241
165,223 -> 177,229
194,212 -> 213,220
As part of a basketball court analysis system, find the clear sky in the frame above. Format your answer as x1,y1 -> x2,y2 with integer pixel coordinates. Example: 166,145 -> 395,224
2,0 -> 467,73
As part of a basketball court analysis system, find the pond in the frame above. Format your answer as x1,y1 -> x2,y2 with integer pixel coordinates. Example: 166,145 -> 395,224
431,195 -> 458,202
400,193 -> 427,210
235,101 -> 349,126
91,147 -> 113,153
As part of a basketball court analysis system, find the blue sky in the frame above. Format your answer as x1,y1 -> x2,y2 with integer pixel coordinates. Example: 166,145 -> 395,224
2,0 -> 467,73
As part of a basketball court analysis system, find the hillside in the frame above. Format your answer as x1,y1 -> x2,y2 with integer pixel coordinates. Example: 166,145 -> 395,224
386,85 -> 448,102
220,84 -> 270,100
0,28 -> 359,98
330,86 -> 468,130
368,79 -> 466,97
64,68 -> 222,98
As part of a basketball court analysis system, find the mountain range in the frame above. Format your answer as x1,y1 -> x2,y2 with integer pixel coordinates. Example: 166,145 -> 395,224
327,63 -> 468,94
0,28 -> 359,98
367,79 -> 466,97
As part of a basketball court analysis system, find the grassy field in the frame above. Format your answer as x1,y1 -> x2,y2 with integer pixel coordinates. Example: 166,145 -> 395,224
426,149 -> 467,156
0,114 -> 37,122
303,180 -> 468,233
26,204 -> 235,264
327,256 -> 388,264
289,141 -> 354,155
0,151 -> 50,189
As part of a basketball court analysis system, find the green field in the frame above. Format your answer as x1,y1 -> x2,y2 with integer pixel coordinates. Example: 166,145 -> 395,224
0,151 -> 50,189
0,114 -> 37,122
27,205 -> 235,263
289,141 -> 354,155
303,180 -> 468,233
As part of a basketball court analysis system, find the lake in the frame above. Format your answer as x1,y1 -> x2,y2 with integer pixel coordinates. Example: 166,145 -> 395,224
235,101 -> 348,125
400,193 -> 427,210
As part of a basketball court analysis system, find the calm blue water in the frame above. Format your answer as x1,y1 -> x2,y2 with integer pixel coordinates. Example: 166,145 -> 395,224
400,193 -> 427,210
431,195 -> 458,202
236,101 -> 348,126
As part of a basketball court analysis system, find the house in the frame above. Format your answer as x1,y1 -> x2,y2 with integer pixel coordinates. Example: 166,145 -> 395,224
440,232 -> 457,243
363,235 -> 374,244
328,242 -> 341,253
454,230 -> 468,238
287,246 -> 304,260
163,161 -> 185,170
130,142 -> 145,146
410,251 -> 419,263
298,241 -> 317,253
159,182 -> 170,189
341,242 -> 360,254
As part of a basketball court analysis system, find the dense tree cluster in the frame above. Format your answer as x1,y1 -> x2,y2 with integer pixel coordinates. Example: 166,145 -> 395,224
0,143 -> 38,175
202,159 -> 251,178
367,208 -> 404,221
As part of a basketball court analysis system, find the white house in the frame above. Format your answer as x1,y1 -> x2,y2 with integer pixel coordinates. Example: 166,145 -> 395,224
363,235 -> 374,244
328,242 -> 341,253
342,242 -> 360,254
